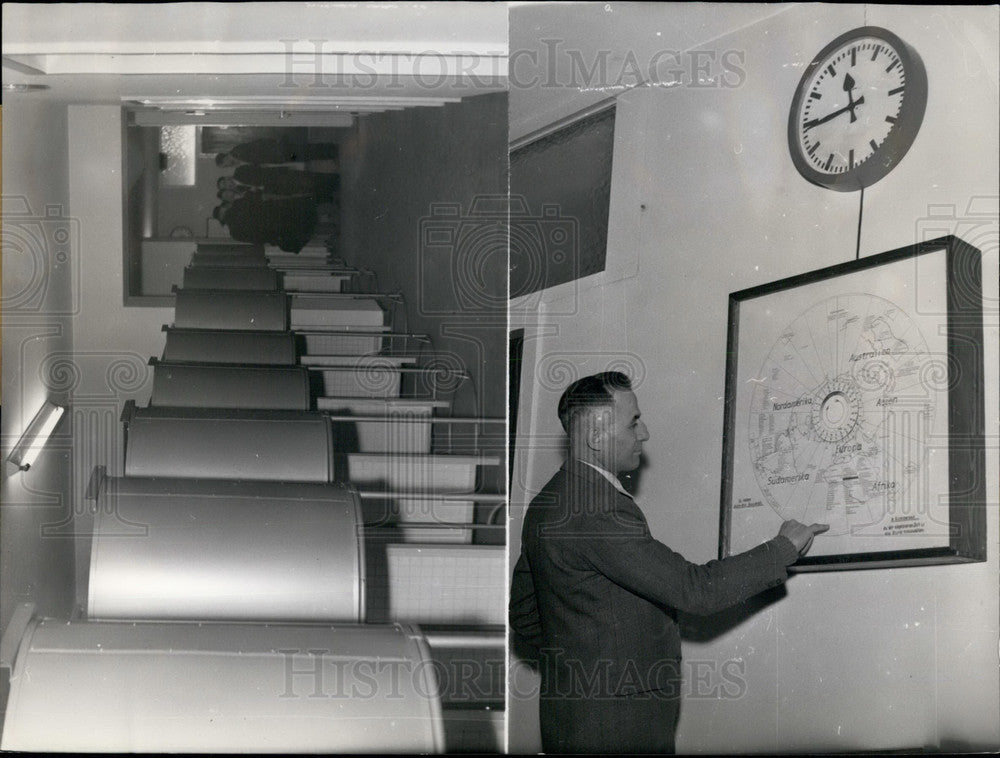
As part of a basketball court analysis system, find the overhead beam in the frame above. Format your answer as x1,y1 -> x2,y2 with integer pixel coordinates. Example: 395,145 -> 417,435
5,52 -> 507,79
130,110 -> 356,127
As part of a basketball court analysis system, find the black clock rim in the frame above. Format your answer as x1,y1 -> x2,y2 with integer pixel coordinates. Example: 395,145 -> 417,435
787,26 -> 928,193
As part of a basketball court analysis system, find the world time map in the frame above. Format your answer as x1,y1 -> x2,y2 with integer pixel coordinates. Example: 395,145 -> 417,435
746,293 -> 935,537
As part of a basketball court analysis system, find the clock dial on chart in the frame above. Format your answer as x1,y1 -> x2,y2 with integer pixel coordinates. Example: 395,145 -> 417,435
747,294 -> 934,536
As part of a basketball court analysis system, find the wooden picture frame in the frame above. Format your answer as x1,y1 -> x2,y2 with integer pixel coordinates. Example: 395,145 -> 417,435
719,235 -> 986,570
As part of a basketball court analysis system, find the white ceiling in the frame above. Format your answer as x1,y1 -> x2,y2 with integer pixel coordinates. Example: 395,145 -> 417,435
2,2 -> 508,112
2,2 -> 508,56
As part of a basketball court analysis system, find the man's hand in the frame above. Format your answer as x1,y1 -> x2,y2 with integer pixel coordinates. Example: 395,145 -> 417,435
778,519 -> 830,555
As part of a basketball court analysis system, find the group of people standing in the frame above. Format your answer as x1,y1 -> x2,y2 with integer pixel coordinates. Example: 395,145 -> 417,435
211,137 -> 339,253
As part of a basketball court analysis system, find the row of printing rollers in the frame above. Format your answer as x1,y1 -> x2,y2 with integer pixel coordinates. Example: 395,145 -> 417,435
0,243 -> 506,752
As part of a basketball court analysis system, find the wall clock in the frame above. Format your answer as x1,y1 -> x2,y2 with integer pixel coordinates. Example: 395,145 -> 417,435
788,26 -> 928,191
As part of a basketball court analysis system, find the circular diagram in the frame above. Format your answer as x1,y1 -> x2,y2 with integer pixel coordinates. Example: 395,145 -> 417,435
748,294 -> 934,535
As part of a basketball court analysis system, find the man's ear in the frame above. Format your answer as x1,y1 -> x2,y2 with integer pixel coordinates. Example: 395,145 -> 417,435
585,409 -> 606,452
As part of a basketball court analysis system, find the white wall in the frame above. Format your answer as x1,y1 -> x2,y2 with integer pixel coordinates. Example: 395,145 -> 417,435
509,3 -> 999,753
66,105 -> 174,607
1,99 -> 77,634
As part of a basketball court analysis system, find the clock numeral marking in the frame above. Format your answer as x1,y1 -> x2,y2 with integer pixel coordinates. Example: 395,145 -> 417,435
871,45 -> 881,61
869,139 -> 879,152
886,59 -> 900,73
808,141 -> 821,156
809,92 -> 822,100
827,64 -> 836,77
824,153 -> 834,171
888,86 -> 905,96
849,149 -> 854,169
850,47 -> 857,67
885,115 -> 897,124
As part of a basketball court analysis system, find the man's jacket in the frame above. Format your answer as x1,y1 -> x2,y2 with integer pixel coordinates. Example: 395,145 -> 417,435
510,459 -> 799,698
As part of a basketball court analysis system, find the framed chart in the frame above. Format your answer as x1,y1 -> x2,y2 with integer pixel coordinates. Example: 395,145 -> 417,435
719,236 -> 985,571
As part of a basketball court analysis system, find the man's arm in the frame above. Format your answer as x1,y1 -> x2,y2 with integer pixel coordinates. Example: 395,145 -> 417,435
578,504 -> 809,616
509,550 -> 544,651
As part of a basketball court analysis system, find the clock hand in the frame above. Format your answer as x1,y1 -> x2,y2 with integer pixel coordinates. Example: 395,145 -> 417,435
842,73 -> 860,123
803,95 -> 866,130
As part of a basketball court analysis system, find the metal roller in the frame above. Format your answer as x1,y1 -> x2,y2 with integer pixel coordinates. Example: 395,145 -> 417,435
182,265 -> 279,291
124,406 -> 333,481
0,615 -> 443,753
384,544 -> 505,625
88,475 -> 364,622
162,327 -> 297,365
322,398 -> 449,454
150,360 -> 311,410
282,271 -> 351,292
173,289 -> 288,331
301,328 -> 389,356
290,294 -> 385,328
347,453 -> 498,492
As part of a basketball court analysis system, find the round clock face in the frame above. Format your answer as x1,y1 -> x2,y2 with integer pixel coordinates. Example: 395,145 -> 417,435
788,27 -> 927,191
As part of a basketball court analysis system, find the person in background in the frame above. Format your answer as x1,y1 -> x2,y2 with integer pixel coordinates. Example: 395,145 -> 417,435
214,136 -> 338,168
230,164 -> 339,202
213,191 -> 317,254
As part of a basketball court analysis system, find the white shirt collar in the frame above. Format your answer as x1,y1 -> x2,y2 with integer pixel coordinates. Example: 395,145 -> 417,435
578,459 -> 634,499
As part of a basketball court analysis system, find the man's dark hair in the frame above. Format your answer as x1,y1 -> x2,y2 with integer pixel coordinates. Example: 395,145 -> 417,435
216,176 -> 228,189
557,371 -> 633,433
214,152 -> 230,167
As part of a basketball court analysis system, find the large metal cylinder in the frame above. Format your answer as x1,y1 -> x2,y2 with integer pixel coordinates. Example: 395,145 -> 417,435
162,328 -> 297,365
1,617 -> 443,753
124,407 -> 333,481
150,360 -> 311,410
173,290 -> 288,331
88,476 -> 364,622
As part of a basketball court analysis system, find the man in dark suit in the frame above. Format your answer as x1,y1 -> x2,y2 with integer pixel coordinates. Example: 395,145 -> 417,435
215,137 -> 338,168
230,165 -> 339,202
216,190 -> 317,254
509,371 -> 827,753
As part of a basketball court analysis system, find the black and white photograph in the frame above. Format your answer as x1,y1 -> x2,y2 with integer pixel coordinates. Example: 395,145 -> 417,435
2,2 -> 998,754
506,2 -> 997,754
2,3 -> 507,752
